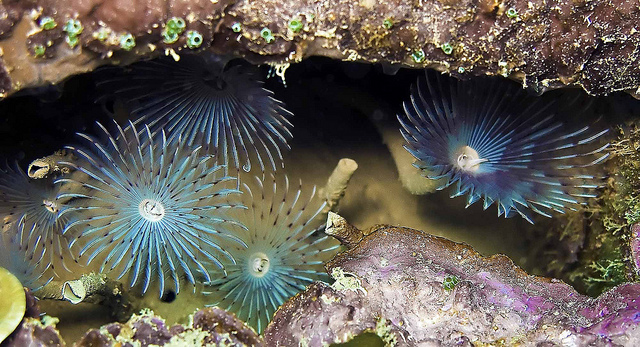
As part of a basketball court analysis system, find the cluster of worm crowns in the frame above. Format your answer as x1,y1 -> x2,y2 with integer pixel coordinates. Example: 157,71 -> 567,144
0,54 -> 610,333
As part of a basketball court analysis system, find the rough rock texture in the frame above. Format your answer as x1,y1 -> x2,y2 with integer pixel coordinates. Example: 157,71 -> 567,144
75,307 -> 263,347
264,214 -> 640,346
0,0 -> 637,98
3,289 -> 65,347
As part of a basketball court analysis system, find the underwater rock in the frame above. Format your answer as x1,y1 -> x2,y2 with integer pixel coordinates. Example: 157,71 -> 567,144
0,0 -> 639,98
3,287 -> 65,347
76,307 -> 262,347
264,213 -> 640,345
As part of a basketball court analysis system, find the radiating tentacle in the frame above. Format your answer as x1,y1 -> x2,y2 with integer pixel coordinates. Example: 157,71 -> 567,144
96,54 -> 294,174
398,70 -> 610,223
202,174 -> 340,333
57,120 -> 247,297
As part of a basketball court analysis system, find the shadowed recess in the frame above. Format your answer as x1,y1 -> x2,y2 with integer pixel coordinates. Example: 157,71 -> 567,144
398,70 -> 611,224
96,53 -> 294,173
202,174 -> 340,333
55,121 -> 248,297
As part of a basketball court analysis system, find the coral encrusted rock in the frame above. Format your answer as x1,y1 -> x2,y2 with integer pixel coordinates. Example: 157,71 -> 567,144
264,213 -> 640,346
0,0 -> 638,98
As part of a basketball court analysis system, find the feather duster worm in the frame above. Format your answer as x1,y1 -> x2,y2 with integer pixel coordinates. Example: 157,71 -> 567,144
0,215 -> 53,290
97,54 -> 293,173
0,161 -> 74,276
398,71 -> 610,223
202,175 -> 340,333
56,121 -> 248,296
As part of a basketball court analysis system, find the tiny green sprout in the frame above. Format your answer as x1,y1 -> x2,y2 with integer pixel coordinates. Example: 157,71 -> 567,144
186,30 -> 203,48
288,19 -> 303,33
232,22 -> 242,33
506,8 -> 518,19
441,42 -> 453,55
162,29 -> 179,44
264,34 -> 275,43
443,275 -> 460,291
33,44 -> 46,57
260,27 -> 272,39
411,49 -> 425,63
65,35 -> 79,48
383,18 -> 393,29
39,17 -> 56,30
166,17 -> 186,34
119,33 -> 136,51
63,19 -> 83,37
458,66 -> 465,73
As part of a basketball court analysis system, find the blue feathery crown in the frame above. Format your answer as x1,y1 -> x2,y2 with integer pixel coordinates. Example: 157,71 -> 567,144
56,121 -> 249,296
398,70 -> 610,223
97,53 -> 293,173
202,174 -> 340,333
0,161 -> 74,280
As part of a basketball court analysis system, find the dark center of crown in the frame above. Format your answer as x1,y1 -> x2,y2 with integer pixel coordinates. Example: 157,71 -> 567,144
202,71 -> 227,91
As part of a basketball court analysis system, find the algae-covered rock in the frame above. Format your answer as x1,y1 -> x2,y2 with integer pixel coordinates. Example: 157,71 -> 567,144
264,214 -> 640,346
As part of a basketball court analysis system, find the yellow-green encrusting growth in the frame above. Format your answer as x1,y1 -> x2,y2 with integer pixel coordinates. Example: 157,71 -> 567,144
186,30 -> 203,48
506,8 -> 518,19
443,275 -> 460,291
33,44 -> 46,57
441,42 -> 453,55
261,27 -> 275,43
288,19 -> 303,33
383,18 -> 393,29
39,17 -> 56,30
411,49 -> 425,63
0,267 -> 26,343
119,33 -> 136,51
163,17 -> 186,44
63,19 -> 83,48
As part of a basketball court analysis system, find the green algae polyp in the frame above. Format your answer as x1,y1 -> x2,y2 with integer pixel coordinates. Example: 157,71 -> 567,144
33,44 -> 46,57
39,16 -> 56,30
232,22 -> 242,33
443,275 -> 460,291
441,43 -> 453,55
288,19 -> 303,33
63,19 -> 83,37
166,17 -> 186,33
383,18 -> 393,29
65,35 -> 79,48
162,30 -> 179,44
506,8 -> 518,19
119,33 -> 136,51
411,49 -> 425,63
261,27 -> 275,43
0,267 -> 26,343
186,30 -> 203,48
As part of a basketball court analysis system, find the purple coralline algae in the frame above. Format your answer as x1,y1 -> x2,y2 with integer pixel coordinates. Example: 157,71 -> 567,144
76,307 -> 262,347
264,214 -> 640,346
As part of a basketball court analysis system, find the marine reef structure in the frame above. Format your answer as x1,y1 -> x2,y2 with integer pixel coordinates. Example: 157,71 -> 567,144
398,70 -> 610,223
98,53 -> 293,172
202,174 -> 340,333
55,121 -> 248,297
0,0 -> 639,98
264,213 -> 640,345
0,161 -> 75,277
76,307 -> 263,347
